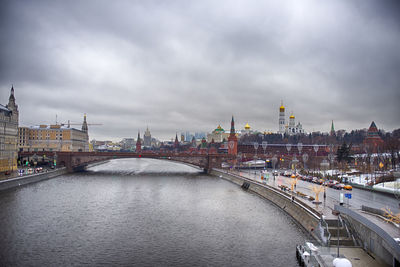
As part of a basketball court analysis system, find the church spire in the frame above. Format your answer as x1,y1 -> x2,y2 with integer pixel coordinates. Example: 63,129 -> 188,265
136,130 -> 141,153
81,114 -> 88,133
7,85 -> 17,110
230,115 -> 235,135
330,120 -> 335,136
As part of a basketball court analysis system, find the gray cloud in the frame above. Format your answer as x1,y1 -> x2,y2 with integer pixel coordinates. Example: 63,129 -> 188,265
1,0 -> 399,141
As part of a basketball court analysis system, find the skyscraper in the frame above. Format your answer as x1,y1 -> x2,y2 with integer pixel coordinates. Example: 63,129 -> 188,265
143,126 -> 151,147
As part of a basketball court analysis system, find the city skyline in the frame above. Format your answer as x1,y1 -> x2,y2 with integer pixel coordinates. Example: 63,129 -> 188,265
1,0 -> 399,141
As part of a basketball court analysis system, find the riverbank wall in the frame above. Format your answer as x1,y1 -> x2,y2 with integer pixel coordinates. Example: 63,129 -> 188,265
335,204 -> 400,266
210,169 -> 322,242
0,168 -> 68,192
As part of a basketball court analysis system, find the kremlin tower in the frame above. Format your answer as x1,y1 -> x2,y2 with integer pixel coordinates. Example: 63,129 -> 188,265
228,116 -> 238,155
136,131 -> 142,153
363,121 -> 384,152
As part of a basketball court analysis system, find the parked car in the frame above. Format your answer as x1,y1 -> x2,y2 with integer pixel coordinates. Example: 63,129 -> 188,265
326,180 -> 339,188
333,183 -> 345,190
304,176 -> 313,182
343,185 -> 353,190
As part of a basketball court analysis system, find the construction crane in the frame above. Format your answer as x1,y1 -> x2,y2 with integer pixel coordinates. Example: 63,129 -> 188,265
60,120 -> 103,128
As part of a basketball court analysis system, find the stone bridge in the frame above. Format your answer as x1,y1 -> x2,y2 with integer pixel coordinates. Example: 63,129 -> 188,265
19,151 -> 236,173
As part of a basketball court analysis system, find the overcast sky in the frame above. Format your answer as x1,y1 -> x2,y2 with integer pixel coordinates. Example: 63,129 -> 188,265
1,0 -> 399,141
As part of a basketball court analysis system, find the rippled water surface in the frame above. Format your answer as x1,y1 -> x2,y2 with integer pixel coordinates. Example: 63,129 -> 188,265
0,159 -> 305,266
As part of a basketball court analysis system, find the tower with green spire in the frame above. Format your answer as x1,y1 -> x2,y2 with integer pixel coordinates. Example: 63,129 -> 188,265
330,120 -> 335,136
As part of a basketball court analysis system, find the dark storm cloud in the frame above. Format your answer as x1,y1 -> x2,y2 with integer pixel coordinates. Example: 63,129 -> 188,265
1,0 -> 399,141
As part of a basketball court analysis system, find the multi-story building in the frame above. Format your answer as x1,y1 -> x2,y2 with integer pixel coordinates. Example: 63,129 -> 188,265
18,115 -> 89,152
0,86 -> 19,173
143,126 -> 152,147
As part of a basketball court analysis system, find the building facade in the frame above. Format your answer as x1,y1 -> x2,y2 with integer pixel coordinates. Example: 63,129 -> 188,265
18,115 -> 89,152
286,114 -> 304,135
0,86 -> 19,173
207,125 -> 229,143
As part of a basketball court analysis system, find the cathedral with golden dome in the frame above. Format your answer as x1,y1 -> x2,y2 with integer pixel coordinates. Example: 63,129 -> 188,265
278,101 -> 304,135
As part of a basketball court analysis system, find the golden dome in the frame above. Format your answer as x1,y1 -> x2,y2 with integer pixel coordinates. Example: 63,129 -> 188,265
244,123 -> 251,130
289,115 -> 295,119
280,105 -> 285,112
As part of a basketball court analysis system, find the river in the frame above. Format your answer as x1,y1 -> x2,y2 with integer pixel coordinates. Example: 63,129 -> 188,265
0,158 -> 306,266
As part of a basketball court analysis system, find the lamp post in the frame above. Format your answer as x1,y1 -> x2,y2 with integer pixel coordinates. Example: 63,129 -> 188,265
328,153 -> 335,178
292,155 -> 299,175
254,142 -> 259,175
262,141 -> 268,156
262,141 -> 268,171
313,144 -> 319,174
297,142 -> 303,154
272,155 -> 278,180
229,141 -> 235,170
237,152 -> 242,172
302,153 -> 309,170
286,143 -> 292,155
320,159 -> 330,204
286,143 -> 292,170
297,142 -> 303,171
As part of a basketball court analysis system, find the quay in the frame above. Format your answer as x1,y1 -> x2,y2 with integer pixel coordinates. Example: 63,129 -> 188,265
211,168 -> 400,267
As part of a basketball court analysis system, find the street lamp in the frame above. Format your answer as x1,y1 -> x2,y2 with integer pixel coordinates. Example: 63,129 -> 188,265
297,142 -> 303,170
313,144 -> 319,174
262,141 -> 268,171
262,141 -> 268,155
254,142 -> 259,175
297,142 -> 303,155
292,155 -> 299,175
320,159 -> 329,179
286,143 -> 292,155
286,143 -> 292,170
253,142 -> 259,156
302,153 -> 309,170
272,155 -> 278,180
328,153 -> 335,177
237,152 -> 242,171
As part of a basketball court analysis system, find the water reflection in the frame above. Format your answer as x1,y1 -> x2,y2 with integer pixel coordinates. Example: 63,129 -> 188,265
0,159 -> 305,266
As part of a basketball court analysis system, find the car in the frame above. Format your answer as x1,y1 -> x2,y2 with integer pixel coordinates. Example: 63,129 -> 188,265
304,176 -> 313,182
325,180 -> 339,188
343,185 -> 353,190
333,183 -> 345,190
